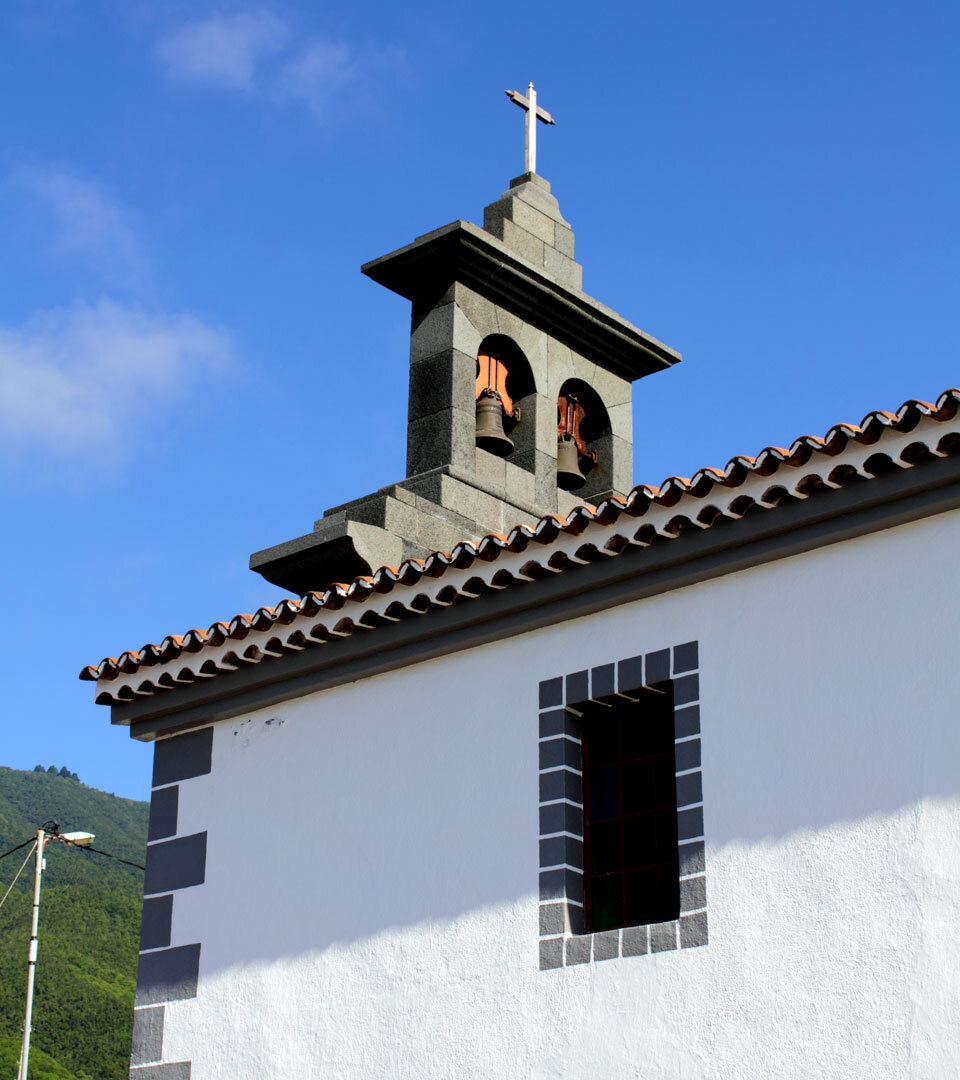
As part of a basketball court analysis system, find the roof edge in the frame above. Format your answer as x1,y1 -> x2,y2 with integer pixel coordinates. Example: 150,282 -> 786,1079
108,447 -> 960,739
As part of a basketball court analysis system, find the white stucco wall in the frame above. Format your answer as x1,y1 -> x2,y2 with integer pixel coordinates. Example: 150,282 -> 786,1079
160,508 -> 960,1078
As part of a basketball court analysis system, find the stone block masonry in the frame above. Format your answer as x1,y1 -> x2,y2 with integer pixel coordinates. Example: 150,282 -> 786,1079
251,169 -> 679,594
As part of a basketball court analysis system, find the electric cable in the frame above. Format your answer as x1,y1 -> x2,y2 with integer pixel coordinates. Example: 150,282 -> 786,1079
0,842 -> 37,913
0,838 -> 36,862
63,839 -> 145,872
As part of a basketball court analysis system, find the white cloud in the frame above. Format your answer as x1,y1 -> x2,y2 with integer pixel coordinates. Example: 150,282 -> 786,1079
15,168 -> 148,285
155,9 -> 289,92
0,300 -> 236,474
277,39 -> 403,120
155,10 -> 404,122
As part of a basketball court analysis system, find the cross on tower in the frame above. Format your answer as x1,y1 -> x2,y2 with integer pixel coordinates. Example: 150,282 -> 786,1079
505,82 -> 555,175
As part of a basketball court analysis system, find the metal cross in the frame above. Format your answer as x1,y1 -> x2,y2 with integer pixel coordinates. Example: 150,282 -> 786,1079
505,82 -> 555,175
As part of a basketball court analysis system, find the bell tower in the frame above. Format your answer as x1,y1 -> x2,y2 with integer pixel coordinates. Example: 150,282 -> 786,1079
250,86 -> 681,594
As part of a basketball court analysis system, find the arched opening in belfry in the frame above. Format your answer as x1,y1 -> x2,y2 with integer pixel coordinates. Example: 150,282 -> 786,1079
475,335 -> 536,470
556,378 -> 610,492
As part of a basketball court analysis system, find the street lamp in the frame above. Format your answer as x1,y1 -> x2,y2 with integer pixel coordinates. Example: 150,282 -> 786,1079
16,823 -> 95,1080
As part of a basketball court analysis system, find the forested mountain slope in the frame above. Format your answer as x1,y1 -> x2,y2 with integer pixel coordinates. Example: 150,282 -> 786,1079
0,768 -> 147,1080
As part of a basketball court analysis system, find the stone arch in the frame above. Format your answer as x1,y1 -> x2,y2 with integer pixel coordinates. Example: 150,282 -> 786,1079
476,334 -> 538,473
557,378 -> 612,497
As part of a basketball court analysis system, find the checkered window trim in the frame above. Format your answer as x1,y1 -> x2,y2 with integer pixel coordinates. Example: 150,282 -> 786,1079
538,641 -> 707,969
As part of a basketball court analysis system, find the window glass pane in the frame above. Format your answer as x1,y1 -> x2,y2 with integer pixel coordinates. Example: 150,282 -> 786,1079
581,685 -> 681,933
621,760 -> 658,815
588,766 -> 619,819
588,721 -> 619,766
623,868 -> 661,925
622,815 -> 658,867
621,720 -> 654,761
588,821 -> 621,874
590,874 -> 623,932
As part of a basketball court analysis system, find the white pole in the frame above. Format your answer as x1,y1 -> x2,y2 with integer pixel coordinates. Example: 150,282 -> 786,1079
526,82 -> 537,174
17,828 -> 46,1080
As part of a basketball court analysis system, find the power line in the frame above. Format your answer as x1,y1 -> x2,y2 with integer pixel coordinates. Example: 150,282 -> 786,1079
0,842 -> 37,913
69,842 -> 145,872
1,832 -> 145,872
0,838 -> 36,862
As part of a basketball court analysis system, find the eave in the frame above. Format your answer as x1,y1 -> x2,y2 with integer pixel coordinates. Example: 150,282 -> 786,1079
361,220 -> 680,381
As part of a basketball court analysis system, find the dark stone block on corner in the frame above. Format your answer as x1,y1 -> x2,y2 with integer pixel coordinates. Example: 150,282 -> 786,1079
136,944 -> 201,1006
673,673 -> 700,706
565,669 -> 588,705
676,771 -> 703,808
539,937 -> 564,971
677,807 -> 704,842
539,800 -> 582,837
590,663 -> 615,699
674,705 -> 700,739
539,902 -> 566,936
539,768 -> 582,805
148,785 -> 178,842
539,708 -> 568,738
144,833 -> 207,896
535,704 -> 574,738
539,868 -> 563,900
621,925 -> 648,957
593,930 -> 619,961
680,911 -> 708,948
617,655 -> 643,694
539,677 -> 563,709
673,640 -> 699,674
644,649 -> 670,686
130,1063 -> 192,1080
539,737 -> 580,771
140,894 -> 173,951
539,867 -> 583,904
539,835 -> 583,869
564,868 -> 584,904
678,840 -> 705,877
565,935 -> 592,966
152,728 -> 213,788
539,835 -> 564,868
131,1006 -> 165,1066
649,921 -> 678,953
680,875 -> 707,913
674,739 -> 701,772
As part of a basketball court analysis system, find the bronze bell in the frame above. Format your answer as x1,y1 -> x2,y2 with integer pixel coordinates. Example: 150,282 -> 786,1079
557,434 -> 586,490
476,390 -> 514,457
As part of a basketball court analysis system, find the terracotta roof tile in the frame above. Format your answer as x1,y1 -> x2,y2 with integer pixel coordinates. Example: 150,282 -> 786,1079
81,387 -> 960,700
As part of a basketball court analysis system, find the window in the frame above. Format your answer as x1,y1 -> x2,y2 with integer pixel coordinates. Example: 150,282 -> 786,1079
537,645 -> 707,970
581,687 -> 680,932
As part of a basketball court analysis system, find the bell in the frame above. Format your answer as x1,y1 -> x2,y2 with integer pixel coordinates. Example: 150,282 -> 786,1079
476,391 -> 514,457
557,435 -> 586,490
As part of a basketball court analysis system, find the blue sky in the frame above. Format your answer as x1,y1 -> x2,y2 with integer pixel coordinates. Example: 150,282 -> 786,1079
1,1 -> 956,799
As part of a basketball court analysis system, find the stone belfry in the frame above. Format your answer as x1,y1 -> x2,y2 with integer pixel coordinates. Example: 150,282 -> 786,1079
251,85 -> 680,594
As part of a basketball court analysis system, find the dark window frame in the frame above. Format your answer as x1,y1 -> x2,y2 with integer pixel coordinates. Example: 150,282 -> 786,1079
537,642 -> 708,970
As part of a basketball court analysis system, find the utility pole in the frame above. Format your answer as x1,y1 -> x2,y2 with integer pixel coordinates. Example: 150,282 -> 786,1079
17,826 -> 46,1080
15,825 -> 94,1080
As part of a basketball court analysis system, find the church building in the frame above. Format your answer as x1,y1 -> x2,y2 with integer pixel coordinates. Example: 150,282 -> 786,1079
82,88 -> 960,1079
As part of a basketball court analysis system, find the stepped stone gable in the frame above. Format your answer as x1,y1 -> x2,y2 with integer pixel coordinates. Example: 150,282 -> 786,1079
249,173 -> 680,595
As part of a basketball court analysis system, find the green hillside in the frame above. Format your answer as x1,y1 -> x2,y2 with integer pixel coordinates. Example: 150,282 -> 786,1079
0,768 -> 147,1080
